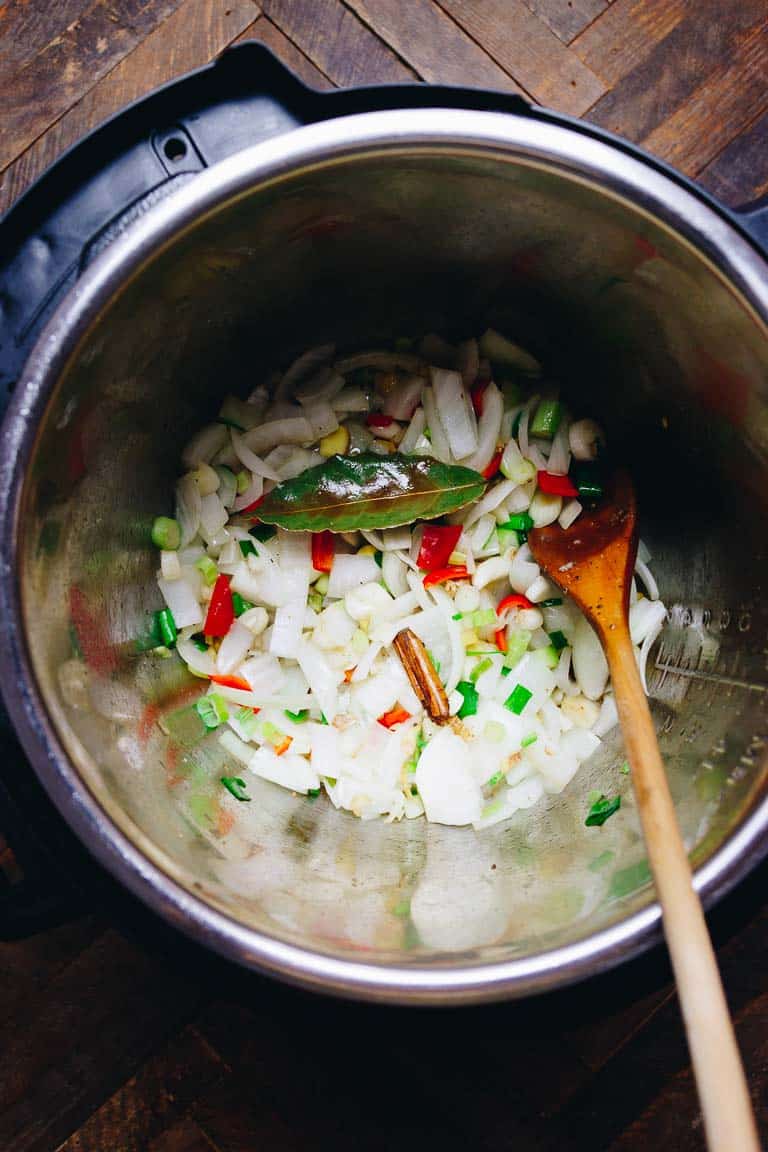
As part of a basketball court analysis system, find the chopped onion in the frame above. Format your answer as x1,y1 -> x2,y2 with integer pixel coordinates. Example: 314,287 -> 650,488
473,555 -> 509,590
572,615 -> 609,700
182,422 -> 228,468
629,597 -> 667,645
160,550 -> 181,581
459,478 -> 516,530
517,394 -> 539,459
295,366 -> 345,405
175,473 -> 202,547
270,597 -> 308,659
157,575 -> 202,628
241,415 -> 314,456
525,575 -> 559,603
199,492 -> 229,541
509,544 -> 540,594
421,385 -> 452,463
569,418 -> 604,461
301,398 -> 339,440
558,499 -> 582,530
230,429 -> 281,480
332,386 -> 369,412
461,381 -> 503,474
635,557 -> 660,601
546,418 -> 571,476
231,472 -> 264,513
277,343 -> 335,401
296,640 -> 342,720
327,553 -> 381,598
380,552 -> 410,598
399,405 -> 426,455
250,746 -> 320,794
430,368 -> 478,459
217,619 -> 254,674
177,630 -> 216,676
381,526 -> 411,551
383,374 -> 423,420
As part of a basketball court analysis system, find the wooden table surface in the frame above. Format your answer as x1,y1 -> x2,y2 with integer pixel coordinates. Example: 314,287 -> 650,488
1,2 -> 767,1149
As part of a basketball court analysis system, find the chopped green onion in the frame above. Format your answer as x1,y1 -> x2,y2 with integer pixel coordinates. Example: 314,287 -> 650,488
156,607 -> 177,648
530,398 -> 561,438
487,770 -> 504,788
465,646 -> 498,656
504,629 -> 531,670
249,523 -> 277,542
410,784 -> 419,796
452,612 -> 463,621
239,539 -> 257,558
307,787 -> 321,800
499,513 -> 534,534
540,644 -> 559,669
324,776 -> 337,786
505,684 -> 532,715
471,608 -> 497,628
501,665 -> 511,677
416,728 -> 427,754
191,632 -> 208,652
196,556 -> 218,586
235,469 -> 250,494
314,573 -> 330,596
620,761 -> 630,775
585,793 -> 621,827
392,897 -> 411,917
469,656 -> 493,683
259,720 -> 285,746
236,707 -> 261,739
588,789 -> 603,804
151,516 -> 180,550
374,550 -> 383,567
484,721 -> 506,744
308,591 -> 324,613
221,775 -> 251,801
521,733 -> 538,748
319,713 -> 329,725
456,680 -> 479,718
571,461 -> 603,503
285,709 -> 309,723
231,591 -> 253,617
539,597 -> 563,608
548,630 -> 568,652
496,526 -> 518,552
195,693 -> 228,730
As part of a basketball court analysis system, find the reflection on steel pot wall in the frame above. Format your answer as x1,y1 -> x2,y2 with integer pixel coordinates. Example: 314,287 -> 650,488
1,106 -> 768,1002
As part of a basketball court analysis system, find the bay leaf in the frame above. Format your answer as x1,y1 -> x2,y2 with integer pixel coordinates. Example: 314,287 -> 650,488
257,452 -> 486,531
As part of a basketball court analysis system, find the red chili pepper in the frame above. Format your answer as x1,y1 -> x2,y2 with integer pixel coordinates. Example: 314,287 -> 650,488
209,672 -> 254,693
204,574 -> 234,637
416,524 -> 462,572
311,530 -> 335,573
482,449 -> 503,481
537,470 -> 579,498
494,628 -> 508,653
471,381 -> 488,417
240,494 -> 265,514
422,565 -> 470,588
366,412 -> 394,428
378,706 -> 412,729
496,593 -> 534,617
343,666 -> 356,684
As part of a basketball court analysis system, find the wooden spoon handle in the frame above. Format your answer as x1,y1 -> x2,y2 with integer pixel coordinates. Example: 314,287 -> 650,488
604,628 -> 759,1151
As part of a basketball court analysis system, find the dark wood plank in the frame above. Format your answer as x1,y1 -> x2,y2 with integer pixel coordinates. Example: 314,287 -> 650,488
584,0 -> 768,142
435,0 -> 607,115
0,0 -> 199,169
342,0 -> 524,93
642,25 -> 768,177
522,0 -> 610,46
0,0 -> 259,215
263,0 -> 417,85
698,106 -> 768,208
0,929 -> 203,1152
0,915 -> 101,1026
54,1026 -> 224,1152
235,14 -> 335,89
0,0 -> 91,78
572,0 -> 689,87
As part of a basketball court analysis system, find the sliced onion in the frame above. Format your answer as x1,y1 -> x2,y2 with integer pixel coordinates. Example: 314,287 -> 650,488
332,386 -> 369,412
572,615 -> 609,700
230,429 -> 280,480
546,417 -> 571,476
629,597 -> 667,645
296,640 -> 342,720
383,375 -> 423,420
295,366 -> 345,405
241,415 -> 314,456
157,575 -> 202,628
182,422 -> 228,468
635,558 -> 660,601
199,492 -> 228,540
327,554 -> 381,598
399,406 -> 426,455
277,528 -> 312,574
525,575 -> 559,603
509,544 -> 540,594
217,619 -> 254,674
461,381 -> 503,473
459,478 -> 516,529
421,385 -> 452,463
430,368 -> 478,459
160,550 -> 181,581
381,551 -> 409,597
473,555 -> 509,590
593,694 -> 618,737
334,350 -> 423,375
301,398 -> 340,439
517,394 -> 539,458
175,473 -> 202,547
232,472 -> 264,513
382,526 -> 411,551
270,598 -> 308,659
558,498 -> 582,530
177,629 -> 216,676
276,343 -> 335,401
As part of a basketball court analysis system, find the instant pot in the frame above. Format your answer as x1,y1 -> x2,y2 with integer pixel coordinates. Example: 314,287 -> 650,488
1,44 -> 767,1002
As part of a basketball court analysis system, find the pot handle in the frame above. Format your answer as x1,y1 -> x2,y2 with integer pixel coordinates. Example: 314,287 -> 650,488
734,193 -> 768,253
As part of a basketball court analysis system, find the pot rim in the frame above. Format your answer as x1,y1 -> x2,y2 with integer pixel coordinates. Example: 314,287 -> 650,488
2,107 -> 767,1003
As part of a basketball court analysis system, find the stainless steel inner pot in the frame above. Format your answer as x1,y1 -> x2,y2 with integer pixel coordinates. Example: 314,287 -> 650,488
2,109 -> 768,1003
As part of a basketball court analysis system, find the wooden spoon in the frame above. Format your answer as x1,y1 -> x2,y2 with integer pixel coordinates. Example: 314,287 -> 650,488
528,470 -> 758,1152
